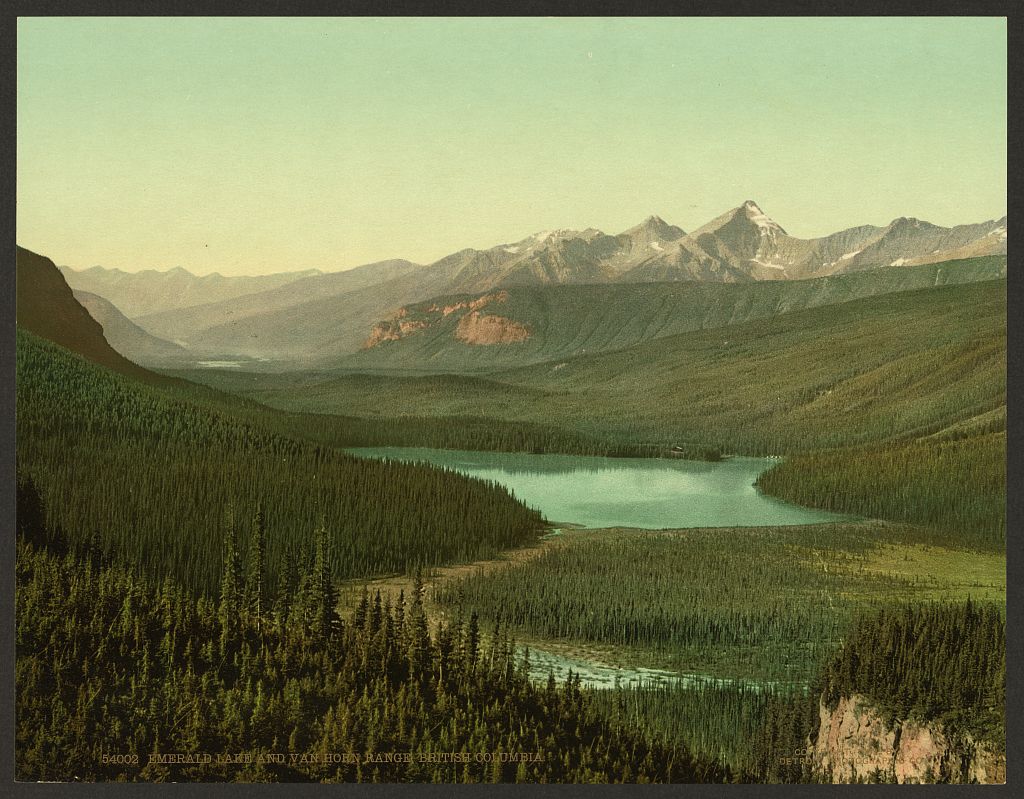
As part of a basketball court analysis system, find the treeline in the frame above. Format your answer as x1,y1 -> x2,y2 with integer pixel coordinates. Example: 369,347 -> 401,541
15,523 -> 732,783
749,601 -> 1005,783
282,413 -> 720,461
756,431 -> 1006,552
16,330 -> 543,596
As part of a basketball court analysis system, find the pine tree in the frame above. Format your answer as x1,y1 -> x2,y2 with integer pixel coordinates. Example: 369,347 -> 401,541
244,502 -> 266,627
312,517 -> 337,642
274,545 -> 298,633
407,570 -> 431,679
218,505 -> 242,658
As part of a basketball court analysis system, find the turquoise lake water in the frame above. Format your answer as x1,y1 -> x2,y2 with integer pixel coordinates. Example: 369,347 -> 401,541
347,447 -> 849,529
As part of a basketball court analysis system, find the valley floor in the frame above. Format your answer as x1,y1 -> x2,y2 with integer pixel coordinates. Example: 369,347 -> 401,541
338,520 -> 1005,685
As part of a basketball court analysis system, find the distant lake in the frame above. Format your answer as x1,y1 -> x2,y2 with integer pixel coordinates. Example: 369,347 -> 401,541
346,447 -> 850,529
196,360 -> 244,368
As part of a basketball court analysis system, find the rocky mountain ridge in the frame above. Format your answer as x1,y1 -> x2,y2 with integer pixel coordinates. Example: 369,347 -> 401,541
427,201 -> 1006,291
46,202 -> 1007,365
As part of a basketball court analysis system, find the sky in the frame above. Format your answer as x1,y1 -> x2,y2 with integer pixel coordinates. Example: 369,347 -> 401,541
18,17 -> 1007,276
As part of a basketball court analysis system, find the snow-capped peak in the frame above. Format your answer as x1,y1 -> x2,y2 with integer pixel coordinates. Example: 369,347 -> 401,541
741,201 -> 785,236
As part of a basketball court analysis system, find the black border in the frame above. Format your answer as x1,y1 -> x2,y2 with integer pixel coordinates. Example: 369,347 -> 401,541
2,6 -> 1018,798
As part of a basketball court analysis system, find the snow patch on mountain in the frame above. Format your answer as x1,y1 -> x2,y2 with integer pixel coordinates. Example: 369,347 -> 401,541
752,258 -> 786,271
743,201 -> 784,236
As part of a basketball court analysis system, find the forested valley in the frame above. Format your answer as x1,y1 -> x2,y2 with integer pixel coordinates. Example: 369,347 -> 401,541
15,516 -> 732,783
14,261 -> 1006,783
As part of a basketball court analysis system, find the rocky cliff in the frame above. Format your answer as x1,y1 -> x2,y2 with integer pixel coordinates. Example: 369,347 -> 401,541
362,291 -> 531,348
811,694 -> 1004,784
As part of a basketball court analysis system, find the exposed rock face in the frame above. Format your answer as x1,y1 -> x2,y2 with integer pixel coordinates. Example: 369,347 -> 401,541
454,311 -> 530,345
362,317 -> 429,348
362,291 -> 529,348
812,694 -> 1005,784
426,291 -> 510,317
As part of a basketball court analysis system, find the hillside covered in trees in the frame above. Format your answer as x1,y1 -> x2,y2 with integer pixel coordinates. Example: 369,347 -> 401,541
15,526 -> 731,783
185,278 -> 1006,460
752,601 -> 1005,783
15,330 -> 545,596
756,431 -> 1005,552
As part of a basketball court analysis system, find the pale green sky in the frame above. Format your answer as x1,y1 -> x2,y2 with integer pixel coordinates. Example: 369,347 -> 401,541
18,17 -> 1006,276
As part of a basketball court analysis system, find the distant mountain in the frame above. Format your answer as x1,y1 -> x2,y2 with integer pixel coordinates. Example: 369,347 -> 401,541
651,201 -> 1008,281
396,201 -> 1006,290
59,264 -> 324,318
132,259 -> 420,344
72,290 -> 192,366
346,256 -> 1007,372
832,216 -> 1007,272
16,247 -> 171,384
61,201 -> 1006,365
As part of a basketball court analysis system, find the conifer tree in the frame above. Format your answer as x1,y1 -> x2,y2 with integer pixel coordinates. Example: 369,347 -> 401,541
407,570 -> 431,679
218,505 -> 241,658
312,517 -> 337,641
244,502 -> 266,627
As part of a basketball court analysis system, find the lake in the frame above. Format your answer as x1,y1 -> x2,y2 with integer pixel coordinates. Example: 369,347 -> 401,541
347,447 -> 849,529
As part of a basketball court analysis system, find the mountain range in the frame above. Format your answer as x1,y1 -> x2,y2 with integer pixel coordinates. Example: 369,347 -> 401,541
54,201 -> 1007,368
57,264 -> 324,318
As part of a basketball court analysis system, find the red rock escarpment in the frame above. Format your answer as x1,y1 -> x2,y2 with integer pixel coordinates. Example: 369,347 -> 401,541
811,694 -> 1004,784
362,318 -> 429,348
454,311 -> 530,345
362,291 -> 527,348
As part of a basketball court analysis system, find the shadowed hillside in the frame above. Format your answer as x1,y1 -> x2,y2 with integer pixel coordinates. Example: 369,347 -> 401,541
16,246 -> 170,384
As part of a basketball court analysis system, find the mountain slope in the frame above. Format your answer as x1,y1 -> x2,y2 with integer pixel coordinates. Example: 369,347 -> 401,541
184,278 -> 1006,460
343,256 -> 1007,372
835,216 -> 1008,271
16,246 -> 168,384
59,263 -> 323,318
174,260 -> 464,363
16,328 -> 543,597
132,258 -> 421,343
436,201 -> 1007,288
73,290 -> 191,366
